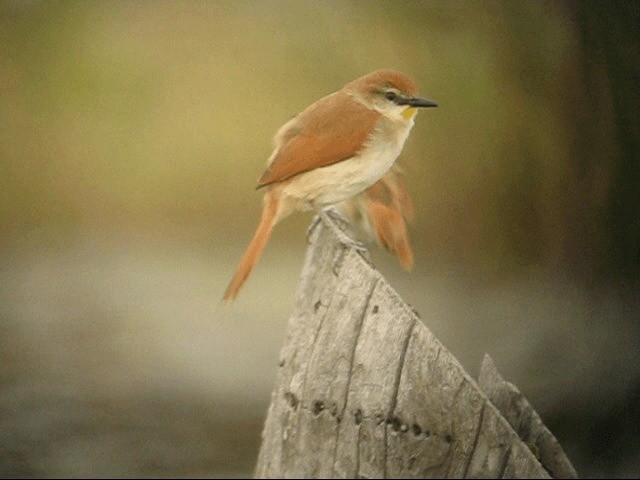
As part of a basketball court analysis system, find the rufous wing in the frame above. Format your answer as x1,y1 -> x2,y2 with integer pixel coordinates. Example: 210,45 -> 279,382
365,200 -> 414,270
366,165 -> 415,223
257,91 -> 381,188
365,165 -> 415,269
338,164 -> 415,269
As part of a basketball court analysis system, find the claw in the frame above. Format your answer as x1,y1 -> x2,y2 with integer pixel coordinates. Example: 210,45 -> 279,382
316,208 -> 368,253
323,206 -> 351,225
306,215 -> 323,243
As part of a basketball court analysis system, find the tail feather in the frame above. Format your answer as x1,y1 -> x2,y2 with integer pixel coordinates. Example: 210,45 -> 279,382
366,201 -> 414,270
223,194 -> 279,304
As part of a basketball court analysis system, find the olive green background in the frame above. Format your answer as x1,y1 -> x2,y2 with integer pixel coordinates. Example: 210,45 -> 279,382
1,1 -> 638,477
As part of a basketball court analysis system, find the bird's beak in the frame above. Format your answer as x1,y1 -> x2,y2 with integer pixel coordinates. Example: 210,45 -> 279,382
399,96 -> 438,108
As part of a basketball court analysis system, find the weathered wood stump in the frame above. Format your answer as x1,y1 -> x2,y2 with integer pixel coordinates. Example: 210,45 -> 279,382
255,219 -> 577,478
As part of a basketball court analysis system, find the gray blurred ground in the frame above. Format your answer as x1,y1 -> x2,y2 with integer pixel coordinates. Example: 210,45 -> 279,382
2,230 -> 639,477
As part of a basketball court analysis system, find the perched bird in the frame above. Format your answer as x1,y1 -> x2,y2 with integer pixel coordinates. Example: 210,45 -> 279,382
224,69 -> 436,304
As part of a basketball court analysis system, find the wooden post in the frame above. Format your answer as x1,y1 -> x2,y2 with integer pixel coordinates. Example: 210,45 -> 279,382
255,218 -> 577,479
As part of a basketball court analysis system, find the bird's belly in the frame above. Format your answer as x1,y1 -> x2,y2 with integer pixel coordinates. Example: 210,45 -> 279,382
282,140 -> 403,209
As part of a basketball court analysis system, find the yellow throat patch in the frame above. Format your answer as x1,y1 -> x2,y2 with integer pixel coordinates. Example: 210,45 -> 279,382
402,107 -> 416,120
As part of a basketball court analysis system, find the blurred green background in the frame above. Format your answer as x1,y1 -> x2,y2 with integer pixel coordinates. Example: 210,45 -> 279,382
1,0 -> 639,477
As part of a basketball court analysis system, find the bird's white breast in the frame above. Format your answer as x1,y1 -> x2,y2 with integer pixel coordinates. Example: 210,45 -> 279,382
282,117 -> 415,208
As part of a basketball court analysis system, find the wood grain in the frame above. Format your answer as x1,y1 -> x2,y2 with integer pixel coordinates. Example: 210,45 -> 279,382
255,217 -> 576,479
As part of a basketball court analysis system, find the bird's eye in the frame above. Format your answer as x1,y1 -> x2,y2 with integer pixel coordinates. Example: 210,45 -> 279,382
384,91 -> 397,101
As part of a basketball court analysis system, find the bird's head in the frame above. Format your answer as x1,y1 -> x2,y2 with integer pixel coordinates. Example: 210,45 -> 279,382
346,69 -> 437,122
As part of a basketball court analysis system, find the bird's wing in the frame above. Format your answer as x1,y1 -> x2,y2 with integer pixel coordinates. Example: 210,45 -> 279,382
257,91 -> 381,188
364,165 -> 415,269
366,164 -> 415,222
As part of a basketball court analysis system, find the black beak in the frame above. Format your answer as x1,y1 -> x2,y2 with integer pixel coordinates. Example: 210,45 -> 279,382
399,96 -> 438,108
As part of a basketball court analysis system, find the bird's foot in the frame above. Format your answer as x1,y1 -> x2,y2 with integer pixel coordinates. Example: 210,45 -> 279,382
307,207 -> 346,242
316,208 -> 367,253
322,207 -> 351,226
306,214 -> 323,242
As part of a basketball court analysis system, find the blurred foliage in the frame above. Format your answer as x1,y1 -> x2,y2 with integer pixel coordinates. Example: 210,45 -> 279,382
572,1 -> 640,282
1,0 -> 638,284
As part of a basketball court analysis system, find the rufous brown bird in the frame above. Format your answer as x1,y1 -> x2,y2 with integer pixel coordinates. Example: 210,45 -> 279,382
224,70 -> 436,304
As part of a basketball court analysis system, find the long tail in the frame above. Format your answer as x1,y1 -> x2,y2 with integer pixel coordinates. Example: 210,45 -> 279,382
223,193 -> 279,304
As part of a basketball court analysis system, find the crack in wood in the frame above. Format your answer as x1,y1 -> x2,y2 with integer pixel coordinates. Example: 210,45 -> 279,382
355,417 -> 362,476
280,278 -> 334,473
383,317 -> 417,479
332,246 -> 347,275
497,444 -> 512,479
331,277 -> 379,477
442,376 -> 467,477
461,401 -> 487,478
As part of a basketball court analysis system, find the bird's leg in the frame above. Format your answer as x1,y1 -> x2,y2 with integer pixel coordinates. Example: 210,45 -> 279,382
306,207 -> 349,242
313,206 -> 367,252
322,206 -> 351,225
306,214 -> 323,242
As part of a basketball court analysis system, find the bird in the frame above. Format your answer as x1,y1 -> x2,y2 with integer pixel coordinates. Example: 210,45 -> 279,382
223,69 -> 437,304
